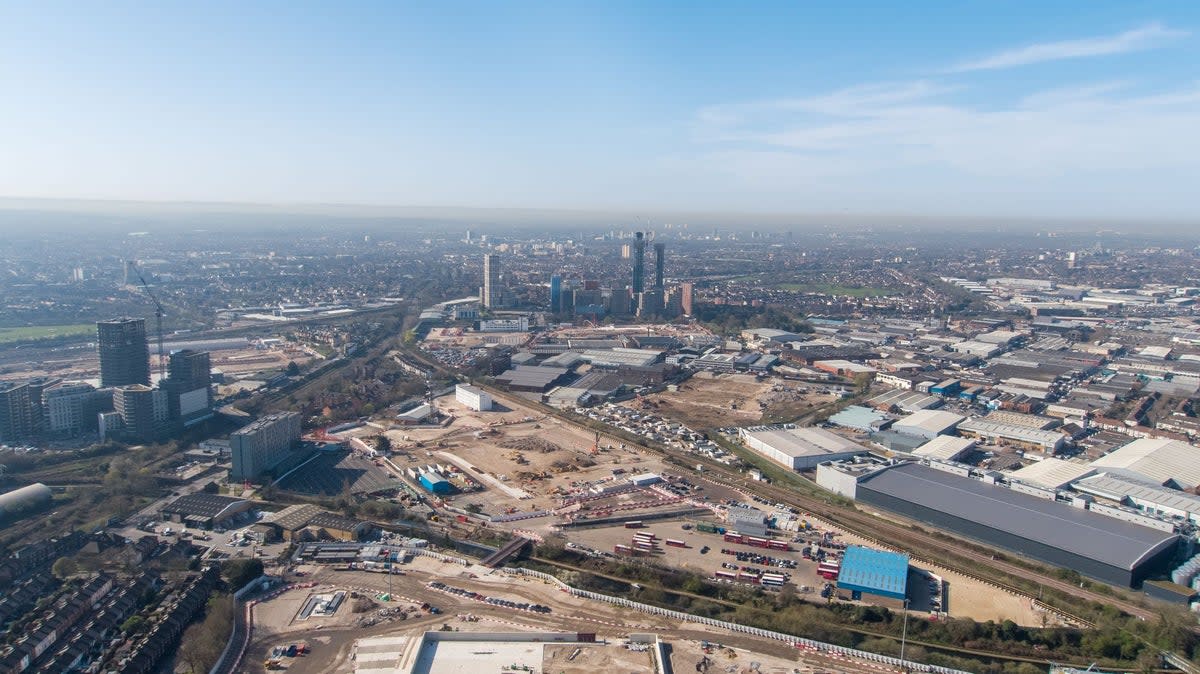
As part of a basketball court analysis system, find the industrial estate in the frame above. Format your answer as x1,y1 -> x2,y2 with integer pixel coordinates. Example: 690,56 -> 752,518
3,218 -> 1200,674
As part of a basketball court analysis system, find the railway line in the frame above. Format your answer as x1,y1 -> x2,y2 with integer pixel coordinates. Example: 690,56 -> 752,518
457,377 -> 1166,627
528,555 -> 1157,673
556,412 -> 1165,628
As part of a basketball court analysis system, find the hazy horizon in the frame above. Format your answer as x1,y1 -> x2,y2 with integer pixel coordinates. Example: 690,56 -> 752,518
2,3 -> 1198,221
1,196 -> 1198,238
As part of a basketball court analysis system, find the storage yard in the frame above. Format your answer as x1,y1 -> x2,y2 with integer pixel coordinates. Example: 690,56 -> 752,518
640,372 -> 840,429
642,372 -> 773,427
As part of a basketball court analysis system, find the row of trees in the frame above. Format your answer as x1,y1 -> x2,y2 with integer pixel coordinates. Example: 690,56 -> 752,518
530,547 -> 1196,670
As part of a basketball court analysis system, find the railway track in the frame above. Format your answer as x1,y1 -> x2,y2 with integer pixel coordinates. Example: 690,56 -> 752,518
396,341 -> 1171,623
460,380 -> 1164,627
528,556 -> 1150,672
713,471 -> 1160,625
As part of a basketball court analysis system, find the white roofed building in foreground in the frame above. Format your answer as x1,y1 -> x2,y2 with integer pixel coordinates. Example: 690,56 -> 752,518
1007,458 -> 1096,490
891,409 -> 965,440
739,425 -> 868,470
1090,438 -> 1200,490
911,435 -> 976,462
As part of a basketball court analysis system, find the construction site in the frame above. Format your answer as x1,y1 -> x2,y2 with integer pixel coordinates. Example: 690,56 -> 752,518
244,554 -> 920,674
325,387 -> 1054,629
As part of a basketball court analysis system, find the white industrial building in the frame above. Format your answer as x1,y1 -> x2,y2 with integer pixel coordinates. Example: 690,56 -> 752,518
455,384 -> 492,411
739,425 -> 867,470
1007,458 -> 1096,491
957,418 -> 1066,453
479,317 -> 529,332
1090,438 -> 1200,490
891,409 -> 966,440
911,435 -> 976,462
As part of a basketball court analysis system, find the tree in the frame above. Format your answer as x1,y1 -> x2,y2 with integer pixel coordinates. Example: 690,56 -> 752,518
222,558 -> 263,591
201,481 -> 219,494
286,361 -> 301,376
121,615 -> 147,634
465,503 -> 483,514
51,556 -> 78,579
177,593 -> 235,673
373,434 -> 392,454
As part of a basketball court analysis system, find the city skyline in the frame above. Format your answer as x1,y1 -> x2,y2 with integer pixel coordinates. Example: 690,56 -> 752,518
1,3 -> 1198,221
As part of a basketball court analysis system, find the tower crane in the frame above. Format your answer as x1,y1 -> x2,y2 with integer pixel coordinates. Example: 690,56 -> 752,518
131,263 -> 166,380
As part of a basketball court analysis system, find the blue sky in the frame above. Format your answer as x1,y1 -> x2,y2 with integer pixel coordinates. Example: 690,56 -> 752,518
1,2 -> 1197,220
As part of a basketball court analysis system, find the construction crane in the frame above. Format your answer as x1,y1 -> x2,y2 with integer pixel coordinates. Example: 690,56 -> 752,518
131,263 -> 166,380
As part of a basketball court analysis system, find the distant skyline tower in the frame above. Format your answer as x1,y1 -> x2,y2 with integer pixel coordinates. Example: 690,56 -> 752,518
482,253 -> 501,309
680,282 -> 694,315
653,242 -> 665,290
1067,251 -> 1077,269
97,317 -> 151,388
620,243 -> 632,259
549,274 -> 562,313
632,232 -> 646,294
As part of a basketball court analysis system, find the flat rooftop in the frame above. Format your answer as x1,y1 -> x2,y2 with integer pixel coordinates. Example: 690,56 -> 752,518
1090,438 -> 1200,490
858,462 -> 1179,571
892,409 -> 965,434
358,632 -> 604,674
1007,458 -> 1095,490
837,545 -> 909,600
741,425 -> 866,458
911,435 -> 976,462
410,639 -> 542,673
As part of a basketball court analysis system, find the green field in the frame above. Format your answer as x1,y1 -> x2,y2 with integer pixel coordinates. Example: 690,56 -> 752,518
0,323 -> 95,344
775,283 -> 895,297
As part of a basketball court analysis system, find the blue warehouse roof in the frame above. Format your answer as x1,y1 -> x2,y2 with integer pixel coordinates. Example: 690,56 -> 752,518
836,546 -> 909,600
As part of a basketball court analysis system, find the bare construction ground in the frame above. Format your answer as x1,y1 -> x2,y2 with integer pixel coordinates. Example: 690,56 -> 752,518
641,372 -> 838,430
356,387 -> 1051,628
246,556 -> 907,674
370,393 -> 675,524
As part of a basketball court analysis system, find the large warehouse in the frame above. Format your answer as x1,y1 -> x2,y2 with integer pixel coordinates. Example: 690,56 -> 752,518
855,462 -> 1179,587
891,409 -> 965,440
739,425 -> 868,470
1090,438 -> 1200,490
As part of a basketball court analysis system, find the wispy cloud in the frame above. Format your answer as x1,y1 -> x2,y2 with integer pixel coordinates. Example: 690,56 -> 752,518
949,23 -> 1188,72
691,78 -> 1200,181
